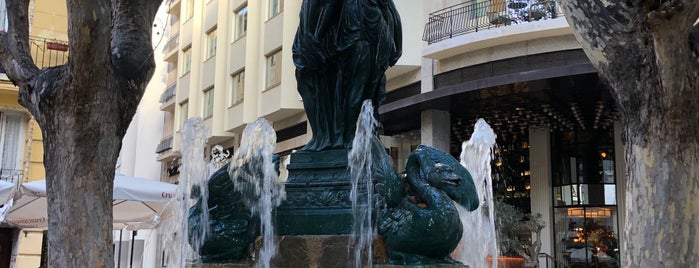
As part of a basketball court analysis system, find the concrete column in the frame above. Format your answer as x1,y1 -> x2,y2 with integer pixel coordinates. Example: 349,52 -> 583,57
243,0 -> 262,123
212,0 -> 230,137
614,121 -> 626,267
529,127 -> 553,267
420,110 -> 450,152
187,0 -> 204,117
420,57 -> 434,93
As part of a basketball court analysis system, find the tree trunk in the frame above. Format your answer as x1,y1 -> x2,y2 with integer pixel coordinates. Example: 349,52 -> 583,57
559,1 -> 699,266
0,0 -> 162,266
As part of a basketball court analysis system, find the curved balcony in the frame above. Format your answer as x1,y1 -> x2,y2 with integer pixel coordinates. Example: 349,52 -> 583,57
423,0 -> 561,44
422,0 -> 570,60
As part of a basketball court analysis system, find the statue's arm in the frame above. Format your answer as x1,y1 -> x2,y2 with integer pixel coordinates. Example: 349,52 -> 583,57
385,0 -> 403,65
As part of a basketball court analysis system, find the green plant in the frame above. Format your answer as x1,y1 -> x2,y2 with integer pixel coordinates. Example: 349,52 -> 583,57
494,201 -> 545,267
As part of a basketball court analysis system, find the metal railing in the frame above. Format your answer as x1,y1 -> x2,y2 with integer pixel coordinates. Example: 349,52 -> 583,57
539,252 -> 569,268
423,0 -> 561,44
159,84 -> 176,104
0,169 -> 22,183
155,135 -> 173,154
29,36 -> 69,68
162,33 -> 179,55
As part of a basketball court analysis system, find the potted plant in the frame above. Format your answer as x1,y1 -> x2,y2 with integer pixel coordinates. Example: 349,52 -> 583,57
495,201 -> 545,268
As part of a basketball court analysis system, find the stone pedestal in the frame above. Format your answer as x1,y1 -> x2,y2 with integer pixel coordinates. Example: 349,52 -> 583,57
276,149 -> 355,235
186,235 -> 468,268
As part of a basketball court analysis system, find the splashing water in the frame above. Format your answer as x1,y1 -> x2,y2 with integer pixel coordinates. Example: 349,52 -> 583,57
229,118 -> 285,268
455,118 -> 498,268
162,117 -> 211,267
348,100 -> 378,268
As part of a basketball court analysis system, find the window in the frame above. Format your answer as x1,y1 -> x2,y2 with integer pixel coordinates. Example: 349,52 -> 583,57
205,28 -> 217,59
179,101 -> 189,128
0,113 -> 24,182
184,0 -> 195,20
269,0 -> 283,18
234,6 -> 248,40
265,50 -> 282,88
180,47 -> 191,75
0,0 -> 7,32
230,71 -> 245,105
203,88 -> 214,118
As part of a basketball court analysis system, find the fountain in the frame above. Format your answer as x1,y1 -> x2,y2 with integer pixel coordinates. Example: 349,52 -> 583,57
161,118 -> 211,268
166,0 -> 505,267
455,119 -> 499,268
348,100 -> 379,268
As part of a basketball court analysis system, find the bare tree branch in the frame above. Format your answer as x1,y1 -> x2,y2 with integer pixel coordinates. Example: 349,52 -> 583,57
0,0 -> 40,87
111,0 -> 163,84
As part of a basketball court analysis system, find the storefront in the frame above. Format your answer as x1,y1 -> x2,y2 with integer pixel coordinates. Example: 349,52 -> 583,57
380,50 -> 625,267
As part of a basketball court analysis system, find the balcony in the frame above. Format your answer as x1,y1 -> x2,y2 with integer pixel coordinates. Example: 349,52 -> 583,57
168,0 -> 181,15
0,169 -> 22,184
160,84 -> 176,111
162,33 -> 179,62
423,0 -> 561,44
155,135 -> 173,155
29,36 -> 69,68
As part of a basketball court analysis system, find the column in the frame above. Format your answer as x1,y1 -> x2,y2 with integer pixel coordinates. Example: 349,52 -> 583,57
614,121 -> 626,267
529,126 -> 553,267
420,109 -> 450,152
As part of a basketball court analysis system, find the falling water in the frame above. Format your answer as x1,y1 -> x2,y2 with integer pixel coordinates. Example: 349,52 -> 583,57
163,117 -> 211,267
348,100 -> 378,268
455,118 -> 498,268
229,118 -> 285,268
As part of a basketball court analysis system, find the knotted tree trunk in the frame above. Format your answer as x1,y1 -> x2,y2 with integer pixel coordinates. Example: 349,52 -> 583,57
0,0 -> 162,266
559,1 -> 699,266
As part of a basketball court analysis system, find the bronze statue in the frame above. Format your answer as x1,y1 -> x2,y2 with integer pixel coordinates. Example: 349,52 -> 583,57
293,0 -> 402,151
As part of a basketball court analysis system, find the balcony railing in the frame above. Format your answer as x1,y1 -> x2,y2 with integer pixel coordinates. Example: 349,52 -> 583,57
162,33 -> 179,55
160,84 -> 176,104
0,169 -> 22,183
423,0 -> 560,44
156,135 -> 174,154
29,36 -> 69,68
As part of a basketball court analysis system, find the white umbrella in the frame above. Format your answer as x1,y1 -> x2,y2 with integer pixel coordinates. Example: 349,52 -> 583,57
0,180 -> 16,204
3,174 -> 176,230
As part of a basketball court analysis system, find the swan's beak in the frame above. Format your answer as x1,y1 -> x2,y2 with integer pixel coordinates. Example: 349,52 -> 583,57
443,175 -> 460,186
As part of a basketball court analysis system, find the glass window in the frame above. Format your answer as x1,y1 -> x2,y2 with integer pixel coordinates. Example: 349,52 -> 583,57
205,28 -> 217,59
235,6 -> 248,40
203,88 -> 214,118
230,71 -> 245,106
179,101 -> 189,128
0,114 -> 23,173
269,0 -> 283,18
184,0 -> 194,20
180,47 -> 192,75
551,129 -> 615,186
492,131 -> 531,213
0,0 -> 7,32
266,50 -> 282,88
553,207 -> 620,267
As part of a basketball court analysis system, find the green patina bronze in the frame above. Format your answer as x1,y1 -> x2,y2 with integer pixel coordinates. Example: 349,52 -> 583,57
188,164 -> 259,263
372,139 -> 480,265
293,0 -> 402,151
188,0 -> 481,265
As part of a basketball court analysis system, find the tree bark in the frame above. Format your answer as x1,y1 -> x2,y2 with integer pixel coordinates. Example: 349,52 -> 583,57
559,1 -> 699,266
0,0 -> 162,267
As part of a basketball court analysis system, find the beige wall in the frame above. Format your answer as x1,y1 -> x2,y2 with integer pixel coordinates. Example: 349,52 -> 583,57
31,0 -> 68,40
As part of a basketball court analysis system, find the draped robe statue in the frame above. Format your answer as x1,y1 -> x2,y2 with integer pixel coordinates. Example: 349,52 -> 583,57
293,0 -> 402,151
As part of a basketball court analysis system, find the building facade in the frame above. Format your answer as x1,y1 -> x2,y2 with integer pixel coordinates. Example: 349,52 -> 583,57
158,0 -> 625,267
0,1 -> 68,267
